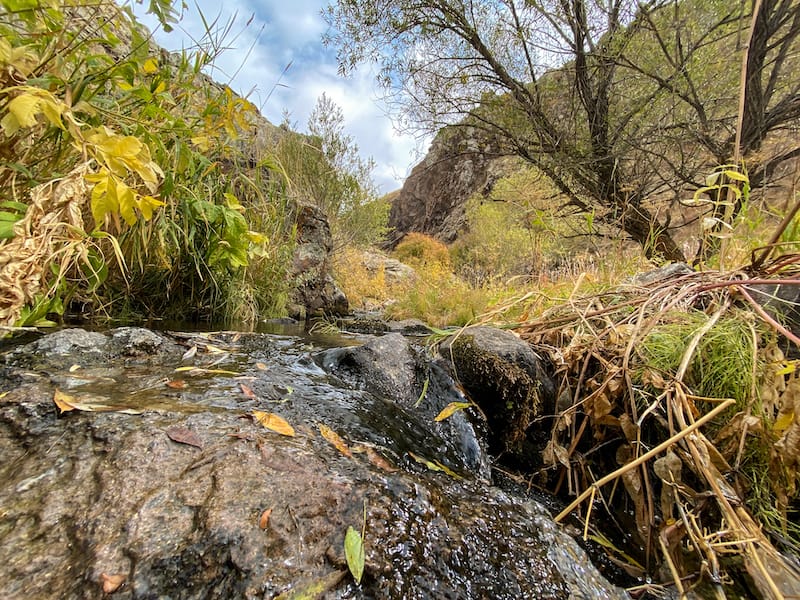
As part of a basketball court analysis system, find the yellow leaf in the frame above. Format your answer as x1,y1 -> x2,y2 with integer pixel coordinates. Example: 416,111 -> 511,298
54,389 -> 79,413
774,411 -> 795,434
86,168 -> 117,225
137,195 -> 164,220
191,134 -> 211,152
434,401 -> 471,422
319,424 -> 352,457
116,177 -> 137,225
253,411 -> 295,436
142,57 -> 159,74
407,451 -> 461,479
154,81 -> 166,94
53,389 -> 142,414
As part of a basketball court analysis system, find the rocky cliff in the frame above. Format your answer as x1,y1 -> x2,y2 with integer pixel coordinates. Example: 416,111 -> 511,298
387,125 -> 511,245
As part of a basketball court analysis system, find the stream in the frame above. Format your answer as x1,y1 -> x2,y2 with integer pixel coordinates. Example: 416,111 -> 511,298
0,325 -> 628,599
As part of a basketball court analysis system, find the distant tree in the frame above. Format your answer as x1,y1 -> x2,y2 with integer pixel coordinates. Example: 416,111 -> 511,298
325,0 -> 800,263
276,94 -> 387,248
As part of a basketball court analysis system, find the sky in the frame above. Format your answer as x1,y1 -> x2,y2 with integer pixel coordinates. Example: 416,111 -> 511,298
128,0 -> 426,193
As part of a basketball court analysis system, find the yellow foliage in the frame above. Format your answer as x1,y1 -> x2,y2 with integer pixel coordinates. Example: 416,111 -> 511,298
394,233 -> 450,268
0,87 -> 66,136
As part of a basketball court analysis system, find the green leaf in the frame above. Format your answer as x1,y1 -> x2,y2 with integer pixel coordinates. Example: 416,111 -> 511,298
344,526 -> 365,584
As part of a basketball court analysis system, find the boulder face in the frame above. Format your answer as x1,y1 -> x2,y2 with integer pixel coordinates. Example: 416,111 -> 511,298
387,126 -> 508,245
439,326 -> 556,462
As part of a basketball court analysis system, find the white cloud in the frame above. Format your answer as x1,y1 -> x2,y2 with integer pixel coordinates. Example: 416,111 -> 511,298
126,0 -> 424,192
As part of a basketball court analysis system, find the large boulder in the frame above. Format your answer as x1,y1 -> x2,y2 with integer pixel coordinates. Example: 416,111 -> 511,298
387,126 -> 509,245
0,327 -> 627,599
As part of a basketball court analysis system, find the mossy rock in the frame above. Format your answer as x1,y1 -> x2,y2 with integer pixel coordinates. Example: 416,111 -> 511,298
439,326 -> 555,458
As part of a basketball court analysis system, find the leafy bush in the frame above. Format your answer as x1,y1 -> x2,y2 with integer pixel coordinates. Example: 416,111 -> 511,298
0,0 -> 297,325
393,232 -> 450,268
275,94 -> 387,250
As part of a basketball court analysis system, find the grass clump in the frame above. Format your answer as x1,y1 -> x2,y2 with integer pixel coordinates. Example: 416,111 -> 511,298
640,309 -> 757,406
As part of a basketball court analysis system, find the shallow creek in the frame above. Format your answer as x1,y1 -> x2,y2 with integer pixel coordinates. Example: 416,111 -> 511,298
0,326 -> 628,599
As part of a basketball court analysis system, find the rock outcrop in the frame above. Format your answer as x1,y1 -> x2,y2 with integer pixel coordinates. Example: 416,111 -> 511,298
288,204 -> 349,319
387,126 -> 510,245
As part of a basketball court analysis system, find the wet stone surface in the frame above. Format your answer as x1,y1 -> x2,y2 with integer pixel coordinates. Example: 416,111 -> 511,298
0,327 -> 627,599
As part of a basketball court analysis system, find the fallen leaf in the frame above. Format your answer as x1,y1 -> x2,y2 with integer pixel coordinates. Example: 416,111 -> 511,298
182,345 -> 198,361
166,426 -> 203,449
258,507 -> 273,529
99,572 -> 125,593
273,570 -> 345,600
240,384 -> 257,399
174,366 -> 239,376
253,411 -> 295,436
434,401 -> 471,422
364,446 -> 397,472
166,380 -> 186,389
319,424 -> 352,457
255,362 -> 268,370
53,389 -> 143,415
204,343 -> 227,354
68,364 -> 81,373
407,451 -> 461,479
344,526 -> 365,584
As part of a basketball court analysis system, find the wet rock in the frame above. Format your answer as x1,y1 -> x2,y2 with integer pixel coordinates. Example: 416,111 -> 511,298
317,333 -> 490,478
439,326 -> 556,459
0,327 -> 626,599
290,204 -> 349,319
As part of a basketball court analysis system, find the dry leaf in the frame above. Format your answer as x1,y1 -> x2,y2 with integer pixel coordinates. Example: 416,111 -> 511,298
253,411 -> 295,436
255,362 -> 268,370
53,389 -> 143,415
240,384 -> 257,399
68,364 -> 81,373
166,426 -> 203,449
166,380 -> 186,389
182,346 -> 198,361
204,343 -> 227,354
364,446 -> 397,472
434,401 -> 471,422
319,424 -> 352,457
99,572 -> 125,593
258,507 -> 273,529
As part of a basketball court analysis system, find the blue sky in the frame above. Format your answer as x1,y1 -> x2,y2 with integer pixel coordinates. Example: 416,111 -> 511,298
128,0 -> 426,193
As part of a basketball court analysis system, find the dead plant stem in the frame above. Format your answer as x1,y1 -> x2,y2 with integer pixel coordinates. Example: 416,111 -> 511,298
554,397 -> 735,524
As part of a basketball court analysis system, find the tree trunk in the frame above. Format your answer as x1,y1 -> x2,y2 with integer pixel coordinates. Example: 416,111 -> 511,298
620,205 -> 685,264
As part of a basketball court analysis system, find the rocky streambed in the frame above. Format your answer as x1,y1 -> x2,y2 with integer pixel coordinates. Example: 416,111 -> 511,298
0,326 -> 626,599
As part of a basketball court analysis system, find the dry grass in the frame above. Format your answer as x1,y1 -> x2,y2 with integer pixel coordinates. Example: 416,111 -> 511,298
511,258 -> 800,598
